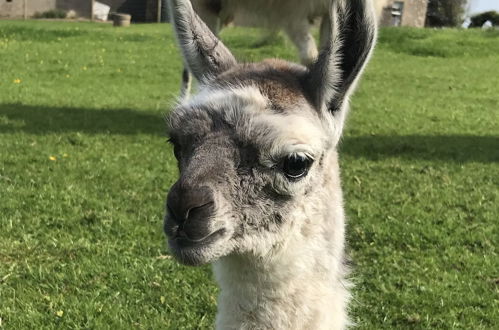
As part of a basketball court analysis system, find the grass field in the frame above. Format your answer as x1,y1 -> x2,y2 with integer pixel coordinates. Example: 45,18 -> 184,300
0,20 -> 498,329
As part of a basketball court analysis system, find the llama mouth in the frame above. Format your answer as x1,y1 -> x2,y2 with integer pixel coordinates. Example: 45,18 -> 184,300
170,227 -> 226,249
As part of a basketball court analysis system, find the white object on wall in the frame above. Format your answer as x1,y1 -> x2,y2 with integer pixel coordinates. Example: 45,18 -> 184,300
482,20 -> 493,29
93,1 -> 111,21
461,17 -> 471,28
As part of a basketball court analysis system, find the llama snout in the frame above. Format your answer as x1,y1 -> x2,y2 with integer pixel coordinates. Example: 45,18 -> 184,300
166,184 -> 216,240
164,183 -> 227,265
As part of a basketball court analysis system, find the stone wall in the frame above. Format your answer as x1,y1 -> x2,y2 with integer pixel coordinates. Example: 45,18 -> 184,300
374,0 -> 392,21
0,0 -> 56,18
401,0 -> 428,27
56,0 -> 91,18
376,0 -> 429,28
0,0 -> 162,21
96,0 -> 160,22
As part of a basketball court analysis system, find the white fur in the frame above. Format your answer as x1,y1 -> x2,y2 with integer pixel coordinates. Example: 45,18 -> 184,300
178,86 -> 350,328
213,150 -> 350,330
167,1 -> 377,328
191,0 -> 329,64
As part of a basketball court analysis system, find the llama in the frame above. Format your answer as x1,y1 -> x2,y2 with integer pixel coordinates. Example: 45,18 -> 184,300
180,0 -> 332,98
164,0 -> 377,328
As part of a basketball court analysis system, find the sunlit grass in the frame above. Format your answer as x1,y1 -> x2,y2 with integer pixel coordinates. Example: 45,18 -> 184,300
0,20 -> 498,329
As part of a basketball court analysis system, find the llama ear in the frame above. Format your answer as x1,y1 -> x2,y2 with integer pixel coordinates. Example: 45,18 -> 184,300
168,0 -> 237,83
306,0 -> 377,141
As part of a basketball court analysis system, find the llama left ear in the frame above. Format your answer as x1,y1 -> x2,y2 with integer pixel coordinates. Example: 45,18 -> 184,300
306,0 -> 377,142
168,0 -> 237,83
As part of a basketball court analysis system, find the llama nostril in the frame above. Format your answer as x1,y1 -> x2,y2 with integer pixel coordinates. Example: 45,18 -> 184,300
182,201 -> 215,241
186,201 -> 214,221
167,184 -> 215,224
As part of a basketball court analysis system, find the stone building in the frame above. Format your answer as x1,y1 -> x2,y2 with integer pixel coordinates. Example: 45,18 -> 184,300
0,0 -> 162,22
2,0 -> 429,27
375,0 -> 429,27
0,0 -> 81,19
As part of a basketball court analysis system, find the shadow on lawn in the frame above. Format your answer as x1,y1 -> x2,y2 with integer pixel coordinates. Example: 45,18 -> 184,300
0,103 -> 166,136
341,135 -> 499,163
1,104 -> 497,163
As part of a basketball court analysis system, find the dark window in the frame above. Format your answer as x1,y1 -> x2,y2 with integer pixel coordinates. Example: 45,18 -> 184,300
391,1 -> 405,27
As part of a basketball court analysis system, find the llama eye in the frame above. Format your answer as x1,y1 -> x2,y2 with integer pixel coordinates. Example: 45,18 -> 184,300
282,154 -> 313,180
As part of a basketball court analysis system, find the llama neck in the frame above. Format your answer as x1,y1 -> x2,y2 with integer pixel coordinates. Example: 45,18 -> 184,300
212,162 -> 349,329
213,228 -> 349,330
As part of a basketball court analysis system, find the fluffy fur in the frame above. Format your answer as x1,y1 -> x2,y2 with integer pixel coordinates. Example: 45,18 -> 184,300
164,1 -> 377,329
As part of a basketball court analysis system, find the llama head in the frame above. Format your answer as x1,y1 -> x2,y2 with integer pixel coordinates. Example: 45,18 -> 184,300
164,0 -> 376,265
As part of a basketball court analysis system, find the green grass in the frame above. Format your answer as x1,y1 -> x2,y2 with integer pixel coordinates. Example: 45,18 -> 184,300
0,20 -> 498,329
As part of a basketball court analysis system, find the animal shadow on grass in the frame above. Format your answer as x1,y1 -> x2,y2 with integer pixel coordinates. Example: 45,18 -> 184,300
0,103 -> 166,136
341,135 -> 499,164
1,104 -> 497,163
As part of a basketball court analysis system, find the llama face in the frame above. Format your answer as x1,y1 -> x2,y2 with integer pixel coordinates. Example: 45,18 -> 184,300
165,64 -> 333,265
165,0 -> 376,266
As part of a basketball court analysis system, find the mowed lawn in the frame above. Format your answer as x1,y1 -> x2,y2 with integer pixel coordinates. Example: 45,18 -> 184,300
0,20 -> 498,329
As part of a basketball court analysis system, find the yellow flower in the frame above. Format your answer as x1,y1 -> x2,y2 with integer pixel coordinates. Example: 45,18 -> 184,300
49,156 -> 57,161
13,79 -> 21,84
56,310 -> 64,317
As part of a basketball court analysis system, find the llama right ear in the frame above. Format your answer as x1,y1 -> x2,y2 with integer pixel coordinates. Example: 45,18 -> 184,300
168,0 -> 237,83
306,0 -> 377,142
